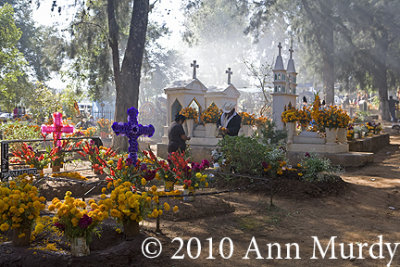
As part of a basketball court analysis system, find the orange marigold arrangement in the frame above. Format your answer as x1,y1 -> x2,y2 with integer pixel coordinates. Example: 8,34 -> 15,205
179,107 -> 198,122
201,103 -> 221,123
281,102 -> 299,123
239,112 -> 256,125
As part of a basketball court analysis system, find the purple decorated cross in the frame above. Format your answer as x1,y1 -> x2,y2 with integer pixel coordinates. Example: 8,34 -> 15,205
112,107 -> 155,164
41,112 -> 74,147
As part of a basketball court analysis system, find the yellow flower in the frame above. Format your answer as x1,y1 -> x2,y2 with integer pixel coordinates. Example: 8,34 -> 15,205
173,206 -> 179,213
298,173 -> 303,176
0,223 -> 9,232
18,233 -> 26,238
115,228 -> 122,233
141,178 -> 147,186
163,202 -> 170,211
101,187 -> 107,193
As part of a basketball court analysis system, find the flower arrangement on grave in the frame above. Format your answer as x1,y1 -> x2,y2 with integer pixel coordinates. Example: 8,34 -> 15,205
11,143 -> 49,172
297,106 -> 311,128
255,116 -> 270,128
97,118 -> 111,133
0,176 -> 46,246
168,151 -> 210,191
99,180 -> 169,239
239,112 -> 256,125
179,107 -> 199,122
347,125 -> 355,140
47,140 -> 69,171
281,102 -> 299,123
315,105 -> 341,129
49,191 -> 107,255
77,141 -> 115,174
201,103 -> 221,124
365,122 -> 382,135
337,109 -> 351,128
103,153 -> 159,187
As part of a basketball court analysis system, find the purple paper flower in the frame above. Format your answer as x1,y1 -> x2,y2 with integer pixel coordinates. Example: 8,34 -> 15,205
305,152 -> 311,158
78,214 -> 93,229
140,163 -> 148,171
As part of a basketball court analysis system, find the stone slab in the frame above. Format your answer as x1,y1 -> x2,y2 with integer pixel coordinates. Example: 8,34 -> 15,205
156,143 -> 215,162
348,134 -> 390,153
293,136 -> 325,144
287,151 -> 374,168
288,143 -> 349,153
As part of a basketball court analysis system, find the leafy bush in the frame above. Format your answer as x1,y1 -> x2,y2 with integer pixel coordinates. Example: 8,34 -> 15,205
217,136 -> 271,175
299,154 -> 340,182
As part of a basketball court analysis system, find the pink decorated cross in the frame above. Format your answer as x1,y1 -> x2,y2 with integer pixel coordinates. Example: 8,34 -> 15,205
41,112 -> 74,147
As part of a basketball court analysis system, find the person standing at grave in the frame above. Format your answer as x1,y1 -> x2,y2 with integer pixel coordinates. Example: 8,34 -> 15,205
217,102 -> 241,137
168,114 -> 191,153
388,96 -> 399,122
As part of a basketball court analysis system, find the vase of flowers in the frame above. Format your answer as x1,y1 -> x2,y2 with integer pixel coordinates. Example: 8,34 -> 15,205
180,107 -> 198,137
325,128 -> 338,144
50,191 -> 106,256
238,112 -> 256,137
201,103 -> 221,137
0,177 -> 46,247
104,181 -> 155,240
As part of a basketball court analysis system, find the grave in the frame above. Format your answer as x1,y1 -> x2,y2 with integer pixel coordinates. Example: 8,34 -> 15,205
270,43 -> 374,167
157,60 -> 240,162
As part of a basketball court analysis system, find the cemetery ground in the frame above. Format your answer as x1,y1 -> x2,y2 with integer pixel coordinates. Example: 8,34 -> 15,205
1,136 -> 400,266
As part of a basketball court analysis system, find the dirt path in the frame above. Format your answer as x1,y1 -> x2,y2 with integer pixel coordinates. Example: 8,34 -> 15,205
154,136 -> 400,267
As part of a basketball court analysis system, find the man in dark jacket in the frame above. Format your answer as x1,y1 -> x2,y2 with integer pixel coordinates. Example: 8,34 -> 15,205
217,102 -> 241,136
388,96 -> 399,122
168,114 -> 191,153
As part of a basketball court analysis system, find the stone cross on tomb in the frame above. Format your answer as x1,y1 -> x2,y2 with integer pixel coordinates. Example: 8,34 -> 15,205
112,107 -> 155,164
278,42 -> 282,55
191,60 -> 199,79
41,112 -> 74,147
225,67 -> 233,85
289,46 -> 294,59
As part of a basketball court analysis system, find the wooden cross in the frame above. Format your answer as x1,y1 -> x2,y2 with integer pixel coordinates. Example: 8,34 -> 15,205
225,67 -> 233,84
112,107 -> 155,164
278,42 -> 282,56
41,112 -> 74,147
191,60 -> 199,79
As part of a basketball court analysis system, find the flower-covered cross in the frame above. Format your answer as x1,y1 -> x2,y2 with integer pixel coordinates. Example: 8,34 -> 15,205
41,112 -> 74,147
112,107 -> 155,164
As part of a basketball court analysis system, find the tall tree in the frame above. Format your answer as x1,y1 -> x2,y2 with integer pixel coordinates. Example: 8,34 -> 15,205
107,0 -> 150,150
0,3 -> 32,111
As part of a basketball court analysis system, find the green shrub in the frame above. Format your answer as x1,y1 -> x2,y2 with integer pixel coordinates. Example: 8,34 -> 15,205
217,136 -> 271,175
299,154 -> 340,182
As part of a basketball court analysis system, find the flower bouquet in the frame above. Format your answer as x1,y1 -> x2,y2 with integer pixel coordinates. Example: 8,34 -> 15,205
179,107 -> 199,123
239,112 -> 256,125
201,103 -> 221,124
100,180 -> 156,239
49,191 -> 107,256
11,143 -> 49,175
0,176 -> 46,246
281,103 -> 299,123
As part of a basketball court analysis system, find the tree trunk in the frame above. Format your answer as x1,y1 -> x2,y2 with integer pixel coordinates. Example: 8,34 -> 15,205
373,30 -> 390,121
107,0 -> 150,152
321,3 -> 335,105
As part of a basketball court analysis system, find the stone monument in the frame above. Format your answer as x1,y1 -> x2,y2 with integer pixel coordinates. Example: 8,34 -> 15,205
157,61 -> 240,162
272,42 -> 298,130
